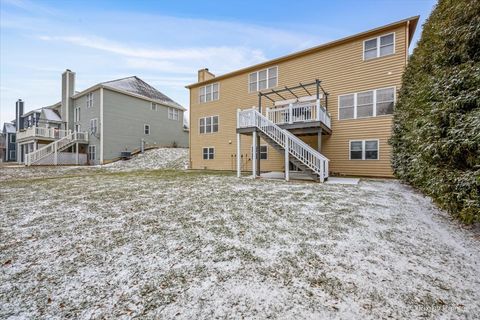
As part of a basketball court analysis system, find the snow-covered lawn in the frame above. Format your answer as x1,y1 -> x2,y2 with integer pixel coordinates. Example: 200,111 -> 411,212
0,148 -> 188,182
1,168 -> 479,319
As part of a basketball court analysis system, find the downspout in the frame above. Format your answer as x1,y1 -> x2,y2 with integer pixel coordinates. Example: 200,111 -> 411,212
257,93 -> 261,177
100,87 -> 104,164
406,20 -> 410,65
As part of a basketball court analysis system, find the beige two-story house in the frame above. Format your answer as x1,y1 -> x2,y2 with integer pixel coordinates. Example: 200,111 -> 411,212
186,16 -> 419,180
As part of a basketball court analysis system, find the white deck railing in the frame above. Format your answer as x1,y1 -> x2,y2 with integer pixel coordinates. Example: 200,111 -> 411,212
25,131 -> 88,166
17,127 -> 71,141
238,108 -> 329,181
266,100 -> 331,129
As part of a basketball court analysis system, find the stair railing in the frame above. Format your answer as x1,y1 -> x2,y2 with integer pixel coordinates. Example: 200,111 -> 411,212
238,108 -> 329,181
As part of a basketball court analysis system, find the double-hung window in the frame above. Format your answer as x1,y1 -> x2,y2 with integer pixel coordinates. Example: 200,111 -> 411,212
88,145 -> 96,161
199,116 -> 219,134
168,107 -> 179,120
364,33 -> 395,60
251,145 -> 268,160
199,83 -> 219,103
151,103 -> 157,111
202,147 -> 214,160
376,88 -> 395,115
144,124 -> 150,135
10,134 -> 16,143
356,91 -> 374,118
350,140 -> 379,160
86,93 -> 94,108
339,87 -> 395,120
90,118 -> 98,134
74,107 -> 80,122
249,67 -> 278,92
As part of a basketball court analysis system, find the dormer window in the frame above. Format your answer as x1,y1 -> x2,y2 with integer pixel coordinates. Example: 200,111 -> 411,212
363,33 -> 395,60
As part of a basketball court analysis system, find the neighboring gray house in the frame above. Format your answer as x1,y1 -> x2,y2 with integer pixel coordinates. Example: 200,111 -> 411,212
16,69 -> 188,165
2,122 -> 16,162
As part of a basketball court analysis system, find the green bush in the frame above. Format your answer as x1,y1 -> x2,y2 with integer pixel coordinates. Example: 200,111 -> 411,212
391,0 -> 480,223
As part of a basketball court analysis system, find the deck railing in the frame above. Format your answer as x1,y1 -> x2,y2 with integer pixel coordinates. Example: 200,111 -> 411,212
25,131 -> 88,166
238,108 -> 329,181
17,127 -> 70,141
266,100 -> 331,129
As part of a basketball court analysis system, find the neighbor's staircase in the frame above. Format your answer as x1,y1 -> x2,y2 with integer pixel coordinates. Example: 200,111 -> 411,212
25,131 -> 89,166
238,109 -> 329,182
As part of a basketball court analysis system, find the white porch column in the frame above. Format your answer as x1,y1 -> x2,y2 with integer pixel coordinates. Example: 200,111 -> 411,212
54,143 -> 58,165
285,136 -> 289,182
317,129 -> 322,153
316,99 -> 321,121
320,160 -> 325,183
236,133 -> 241,178
288,103 -> 293,124
252,130 -> 257,178
76,142 -> 79,165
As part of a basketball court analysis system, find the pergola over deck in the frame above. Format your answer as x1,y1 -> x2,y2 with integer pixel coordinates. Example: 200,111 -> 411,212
237,79 -> 332,178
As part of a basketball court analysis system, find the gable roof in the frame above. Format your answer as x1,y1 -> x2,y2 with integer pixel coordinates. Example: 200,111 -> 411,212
42,108 -> 62,122
102,76 -> 182,107
72,76 -> 185,110
186,16 -> 420,89
4,122 -> 15,133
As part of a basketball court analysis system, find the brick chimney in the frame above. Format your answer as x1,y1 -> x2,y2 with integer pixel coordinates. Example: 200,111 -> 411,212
61,69 -> 76,130
198,68 -> 215,82
15,99 -> 24,130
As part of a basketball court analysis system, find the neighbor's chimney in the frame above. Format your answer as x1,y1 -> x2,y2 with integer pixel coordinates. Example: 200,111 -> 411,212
61,69 -> 76,130
198,68 -> 215,82
15,99 -> 24,131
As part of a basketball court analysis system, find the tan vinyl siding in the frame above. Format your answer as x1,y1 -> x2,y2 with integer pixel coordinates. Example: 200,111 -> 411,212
189,24 -> 409,177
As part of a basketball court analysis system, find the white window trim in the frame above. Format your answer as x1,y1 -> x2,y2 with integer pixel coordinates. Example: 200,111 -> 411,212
363,32 -> 395,61
338,86 -> 396,120
86,92 -> 94,108
151,102 -> 157,111
202,146 -> 215,160
9,134 -> 15,143
251,144 -> 268,160
349,139 -> 380,160
199,83 -> 220,103
168,107 -> 179,120
90,118 -> 98,134
199,115 -> 219,134
74,107 -> 81,122
144,124 -> 150,135
88,145 -> 96,161
248,66 -> 278,93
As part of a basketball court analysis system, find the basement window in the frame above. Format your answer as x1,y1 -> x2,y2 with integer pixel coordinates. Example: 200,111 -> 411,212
88,145 -> 96,161
203,147 -> 214,160
144,124 -> 150,135
251,145 -> 268,160
350,140 -> 379,160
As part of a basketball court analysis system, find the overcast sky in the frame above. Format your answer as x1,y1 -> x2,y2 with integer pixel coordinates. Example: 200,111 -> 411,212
0,0 -> 436,126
